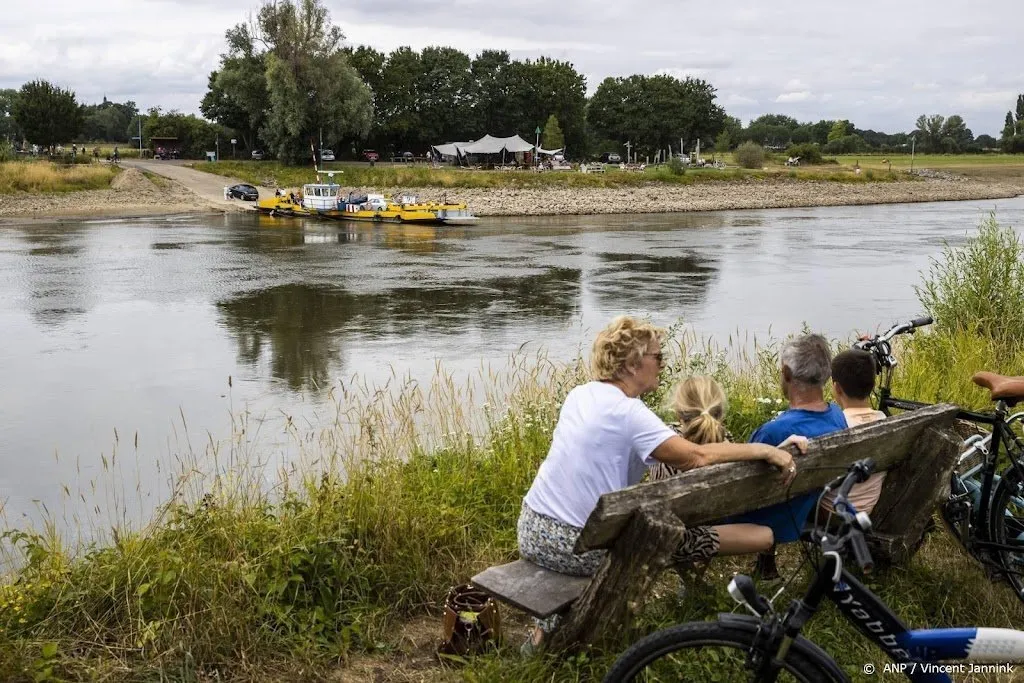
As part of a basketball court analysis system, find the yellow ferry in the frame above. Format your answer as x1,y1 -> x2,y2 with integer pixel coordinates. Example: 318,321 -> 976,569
256,173 -> 478,225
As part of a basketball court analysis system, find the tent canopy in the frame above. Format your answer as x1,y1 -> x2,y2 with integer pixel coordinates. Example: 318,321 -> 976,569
432,135 -> 565,158
461,134 -> 536,154
431,142 -> 473,157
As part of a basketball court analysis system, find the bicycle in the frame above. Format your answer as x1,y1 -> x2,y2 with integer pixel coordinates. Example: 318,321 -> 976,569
854,316 -> 1024,599
603,459 -> 1024,682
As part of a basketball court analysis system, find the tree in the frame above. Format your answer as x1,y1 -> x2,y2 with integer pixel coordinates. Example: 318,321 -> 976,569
203,0 -> 371,164
1005,111 -> 1017,139
939,114 -> 973,152
975,134 -> 998,150
827,119 -> 853,142
0,88 -> 21,142
915,114 -> 945,153
1017,94 -> 1024,123
416,47 -> 473,150
541,114 -> 564,150
587,74 -> 724,158
714,129 -> 731,153
12,80 -> 83,149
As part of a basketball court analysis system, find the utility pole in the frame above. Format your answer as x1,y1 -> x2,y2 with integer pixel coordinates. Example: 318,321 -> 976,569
138,117 -> 142,157
624,140 -> 632,163
910,135 -> 916,172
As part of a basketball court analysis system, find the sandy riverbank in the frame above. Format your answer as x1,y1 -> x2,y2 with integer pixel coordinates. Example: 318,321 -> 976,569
0,169 -> 1020,221
0,168 -> 226,221
402,175 -> 1023,216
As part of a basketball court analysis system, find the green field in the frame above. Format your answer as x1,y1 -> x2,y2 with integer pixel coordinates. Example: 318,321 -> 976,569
832,153 -> 1024,180
0,160 -> 117,194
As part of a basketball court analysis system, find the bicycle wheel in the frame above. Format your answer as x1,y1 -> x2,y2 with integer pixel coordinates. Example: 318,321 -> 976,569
989,463 -> 1024,599
602,621 -> 845,683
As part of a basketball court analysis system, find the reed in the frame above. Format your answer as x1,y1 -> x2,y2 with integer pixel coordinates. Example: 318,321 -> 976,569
0,161 -> 118,194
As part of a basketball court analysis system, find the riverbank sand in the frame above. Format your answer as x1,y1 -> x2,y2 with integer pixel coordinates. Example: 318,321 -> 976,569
0,168 -> 1020,221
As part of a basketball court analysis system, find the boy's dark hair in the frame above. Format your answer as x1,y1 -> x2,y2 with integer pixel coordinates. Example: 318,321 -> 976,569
831,349 -> 877,400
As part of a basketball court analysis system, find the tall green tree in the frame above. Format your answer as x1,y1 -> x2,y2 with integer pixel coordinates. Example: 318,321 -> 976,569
827,119 -> 853,142
541,114 -> 564,150
376,47 -> 424,154
416,47 -> 473,150
587,74 -> 723,157
915,114 -> 945,152
12,80 -> 83,149
939,114 -> 973,152
1017,94 -> 1024,123
203,0 -> 371,164
0,88 -> 21,142
469,50 -> 513,138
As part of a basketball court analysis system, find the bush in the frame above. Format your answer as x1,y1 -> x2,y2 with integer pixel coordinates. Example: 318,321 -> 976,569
666,156 -> 686,176
784,143 -> 823,165
734,141 -> 764,169
915,213 -> 1024,350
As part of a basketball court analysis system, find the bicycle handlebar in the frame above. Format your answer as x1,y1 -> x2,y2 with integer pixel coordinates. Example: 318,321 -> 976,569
821,459 -> 876,573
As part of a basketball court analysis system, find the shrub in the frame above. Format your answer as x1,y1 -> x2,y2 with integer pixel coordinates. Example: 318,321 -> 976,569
666,156 -> 686,175
734,141 -> 764,169
784,143 -> 823,165
915,213 -> 1024,350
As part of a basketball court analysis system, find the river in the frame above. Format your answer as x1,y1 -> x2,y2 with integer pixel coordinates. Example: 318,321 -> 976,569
1,196 -> 1022,533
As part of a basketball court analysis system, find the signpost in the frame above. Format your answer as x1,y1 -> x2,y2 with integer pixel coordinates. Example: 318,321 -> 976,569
231,138 -> 237,159
130,117 -> 143,157
535,125 -> 541,167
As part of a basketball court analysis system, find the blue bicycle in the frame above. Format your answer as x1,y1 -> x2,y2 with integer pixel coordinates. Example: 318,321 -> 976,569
602,460 -> 1024,682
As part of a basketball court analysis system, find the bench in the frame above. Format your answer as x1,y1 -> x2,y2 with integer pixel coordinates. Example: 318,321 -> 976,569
472,403 -> 960,651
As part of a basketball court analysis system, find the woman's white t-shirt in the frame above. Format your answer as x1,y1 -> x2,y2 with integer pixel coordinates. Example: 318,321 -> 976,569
523,381 -> 677,528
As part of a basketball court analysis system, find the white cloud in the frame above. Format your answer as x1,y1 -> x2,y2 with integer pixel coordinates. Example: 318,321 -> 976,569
775,91 -> 813,103
783,78 -> 809,92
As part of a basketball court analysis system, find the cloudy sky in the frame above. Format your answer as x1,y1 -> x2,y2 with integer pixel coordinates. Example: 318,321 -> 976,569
2,0 -> 1020,136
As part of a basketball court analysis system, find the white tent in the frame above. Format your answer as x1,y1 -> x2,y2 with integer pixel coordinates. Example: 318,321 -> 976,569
431,142 -> 473,157
536,146 -> 563,155
460,134 -> 536,155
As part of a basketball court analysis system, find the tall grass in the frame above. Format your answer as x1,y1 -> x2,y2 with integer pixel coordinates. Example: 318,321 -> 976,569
0,215 -> 1021,680
0,161 -> 118,194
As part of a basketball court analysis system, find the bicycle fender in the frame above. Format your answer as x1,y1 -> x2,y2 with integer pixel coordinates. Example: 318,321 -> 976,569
718,613 -> 851,682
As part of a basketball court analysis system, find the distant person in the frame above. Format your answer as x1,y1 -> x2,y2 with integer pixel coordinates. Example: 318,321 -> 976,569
821,349 -> 887,515
726,334 -> 847,580
112,146 -> 120,163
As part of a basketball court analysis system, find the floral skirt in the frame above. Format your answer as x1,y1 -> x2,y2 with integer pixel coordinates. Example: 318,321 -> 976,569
517,502 -> 720,577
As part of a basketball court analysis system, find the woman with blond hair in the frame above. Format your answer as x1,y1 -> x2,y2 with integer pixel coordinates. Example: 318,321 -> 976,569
517,316 -> 801,646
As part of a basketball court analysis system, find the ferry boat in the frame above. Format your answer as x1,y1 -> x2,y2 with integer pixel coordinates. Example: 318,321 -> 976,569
256,173 -> 478,225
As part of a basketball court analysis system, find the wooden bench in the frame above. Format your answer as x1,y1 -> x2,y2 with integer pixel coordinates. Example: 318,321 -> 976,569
472,403 -> 960,651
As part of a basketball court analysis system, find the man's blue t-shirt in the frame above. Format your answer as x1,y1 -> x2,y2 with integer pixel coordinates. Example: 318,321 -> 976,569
729,404 -> 847,543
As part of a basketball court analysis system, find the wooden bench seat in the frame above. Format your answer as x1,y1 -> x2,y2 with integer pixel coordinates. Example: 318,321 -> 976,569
471,559 -> 589,618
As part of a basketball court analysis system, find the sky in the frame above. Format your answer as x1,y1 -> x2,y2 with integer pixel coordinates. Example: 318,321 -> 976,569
2,0 -> 1020,137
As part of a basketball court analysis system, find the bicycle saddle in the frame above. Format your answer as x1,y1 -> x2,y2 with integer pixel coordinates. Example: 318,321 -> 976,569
971,371 -> 1024,403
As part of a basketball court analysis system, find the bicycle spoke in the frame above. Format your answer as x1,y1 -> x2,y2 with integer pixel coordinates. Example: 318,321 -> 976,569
626,642 -> 807,682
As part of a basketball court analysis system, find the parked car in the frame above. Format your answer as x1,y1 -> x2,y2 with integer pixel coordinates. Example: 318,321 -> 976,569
319,149 -> 335,162
227,184 -> 259,201
251,149 -> 264,160
362,149 -> 379,162
600,152 -> 622,164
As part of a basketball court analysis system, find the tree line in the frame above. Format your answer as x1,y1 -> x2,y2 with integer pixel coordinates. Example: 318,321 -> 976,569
2,0 -> 1020,162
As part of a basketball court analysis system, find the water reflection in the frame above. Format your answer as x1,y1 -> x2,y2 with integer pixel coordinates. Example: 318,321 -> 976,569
16,226 -> 92,327
590,251 -> 718,308
217,267 -> 581,391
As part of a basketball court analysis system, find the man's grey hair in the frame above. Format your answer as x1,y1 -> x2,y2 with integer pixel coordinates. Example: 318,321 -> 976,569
780,334 -> 832,386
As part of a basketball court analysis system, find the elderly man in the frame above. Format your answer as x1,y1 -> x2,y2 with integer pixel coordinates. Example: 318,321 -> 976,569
729,333 -> 848,578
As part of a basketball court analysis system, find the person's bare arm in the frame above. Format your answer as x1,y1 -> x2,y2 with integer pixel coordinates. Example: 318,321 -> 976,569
650,436 -> 800,484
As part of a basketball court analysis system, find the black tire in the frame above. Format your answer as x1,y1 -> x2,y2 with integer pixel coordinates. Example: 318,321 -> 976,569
602,620 -> 843,683
989,463 -> 1024,600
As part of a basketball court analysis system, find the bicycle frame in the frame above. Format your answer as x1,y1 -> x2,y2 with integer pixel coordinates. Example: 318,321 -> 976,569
875,382 -> 1024,565
793,553 -> 1024,682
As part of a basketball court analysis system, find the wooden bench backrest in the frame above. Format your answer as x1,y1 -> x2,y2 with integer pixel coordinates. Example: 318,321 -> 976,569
574,403 -> 959,553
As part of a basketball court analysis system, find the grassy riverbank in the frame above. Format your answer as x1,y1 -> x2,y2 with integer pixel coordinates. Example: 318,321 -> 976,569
0,161 -> 118,194
1,217 -> 1023,681
199,159 -> 910,191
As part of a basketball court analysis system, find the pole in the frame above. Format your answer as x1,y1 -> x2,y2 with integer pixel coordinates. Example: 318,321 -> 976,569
910,137 -> 915,172
138,117 -> 142,157
216,135 -> 219,162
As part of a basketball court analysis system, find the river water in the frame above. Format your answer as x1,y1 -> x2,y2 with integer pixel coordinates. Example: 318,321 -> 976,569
2,196 -> 1022,532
